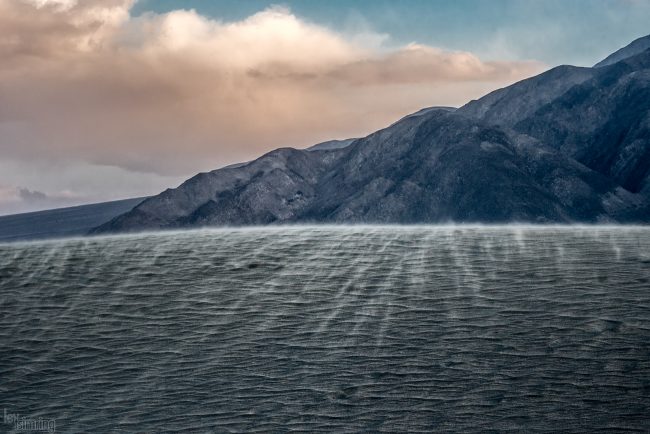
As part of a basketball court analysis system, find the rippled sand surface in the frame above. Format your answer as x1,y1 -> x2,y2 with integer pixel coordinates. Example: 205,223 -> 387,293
1,226 -> 649,432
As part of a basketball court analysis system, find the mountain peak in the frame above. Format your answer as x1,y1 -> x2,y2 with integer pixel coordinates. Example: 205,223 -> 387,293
594,34 -> 650,68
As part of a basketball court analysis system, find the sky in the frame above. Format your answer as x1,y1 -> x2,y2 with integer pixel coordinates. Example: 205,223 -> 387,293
0,0 -> 649,215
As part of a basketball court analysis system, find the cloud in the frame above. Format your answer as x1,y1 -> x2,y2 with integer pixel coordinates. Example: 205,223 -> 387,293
18,187 -> 47,202
0,184 -> 85,214
0,0 -> 545,178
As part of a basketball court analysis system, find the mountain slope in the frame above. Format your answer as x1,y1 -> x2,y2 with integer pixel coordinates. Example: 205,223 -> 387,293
93,109 -> 647,233
458,65 -> 594,126
301,110 -> 645,223
93,148 -> 342,232
459,49 -> 650,195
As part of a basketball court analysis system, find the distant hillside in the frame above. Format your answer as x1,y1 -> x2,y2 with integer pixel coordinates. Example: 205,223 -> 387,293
0,198 -> 146,242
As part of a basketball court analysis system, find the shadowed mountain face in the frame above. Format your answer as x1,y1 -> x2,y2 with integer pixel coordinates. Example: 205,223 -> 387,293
459,49 -> 650,195
301,110 -> 643,224
93,36 -> 650,233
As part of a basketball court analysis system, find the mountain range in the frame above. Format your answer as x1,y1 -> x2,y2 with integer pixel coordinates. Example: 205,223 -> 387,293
93,35 -> 650,233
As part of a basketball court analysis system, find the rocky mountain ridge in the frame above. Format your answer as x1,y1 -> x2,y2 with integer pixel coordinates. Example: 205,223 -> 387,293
92,36 -> 650,233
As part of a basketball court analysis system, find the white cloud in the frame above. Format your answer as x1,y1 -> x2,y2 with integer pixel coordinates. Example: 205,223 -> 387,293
0,0 -> 545,212
24,0 -> 76,10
